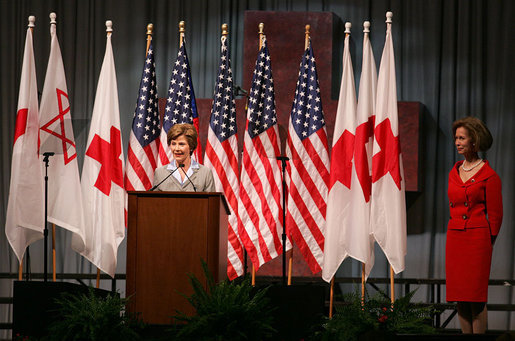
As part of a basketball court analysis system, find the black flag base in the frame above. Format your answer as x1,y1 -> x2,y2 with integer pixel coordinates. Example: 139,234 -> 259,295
13,281 -> 113,339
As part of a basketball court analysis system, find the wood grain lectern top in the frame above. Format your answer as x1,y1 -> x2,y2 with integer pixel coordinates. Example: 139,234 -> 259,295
126,191 -> 229,324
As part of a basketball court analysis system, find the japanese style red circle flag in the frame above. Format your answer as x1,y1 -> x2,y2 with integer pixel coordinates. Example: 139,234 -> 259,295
370,13 -> 407,274
5,17 -> 45,263
322,30 -> 357,282
39,14 -> 86,250
75,22 -> 126,277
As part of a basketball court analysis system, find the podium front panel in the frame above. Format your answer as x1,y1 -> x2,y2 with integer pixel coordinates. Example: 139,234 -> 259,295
127,191 -> 228,324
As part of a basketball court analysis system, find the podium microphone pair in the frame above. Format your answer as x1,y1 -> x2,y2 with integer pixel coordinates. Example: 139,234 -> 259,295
150,163 -> 197,192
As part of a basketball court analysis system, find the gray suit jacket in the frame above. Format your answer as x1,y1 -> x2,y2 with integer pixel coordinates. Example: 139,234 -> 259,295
153,164 -> 216,192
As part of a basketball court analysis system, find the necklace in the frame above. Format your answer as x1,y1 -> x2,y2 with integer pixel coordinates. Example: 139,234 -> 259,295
462,159 -> 483,171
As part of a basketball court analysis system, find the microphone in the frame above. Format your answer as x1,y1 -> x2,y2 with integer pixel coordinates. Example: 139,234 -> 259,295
180,167 -> 197,192
150,164 -> 184,191
42,152 -> 55,162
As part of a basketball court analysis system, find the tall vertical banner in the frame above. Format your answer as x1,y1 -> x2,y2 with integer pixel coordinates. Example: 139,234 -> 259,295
286,39 -> 330,274
322,26 -> 357,282
238,37 -> 286,269
5,17 -> 45,263
370,12 -> 406,274
157,40 -> 202,166
349,21 -> 378,278
125,41 -> 160,191
204,33 -> 244,280
76,22 -> 125,277
39,13 -> 85,249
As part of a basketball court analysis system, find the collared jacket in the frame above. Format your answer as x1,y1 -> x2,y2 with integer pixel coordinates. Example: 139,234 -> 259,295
447,160 -> 503,236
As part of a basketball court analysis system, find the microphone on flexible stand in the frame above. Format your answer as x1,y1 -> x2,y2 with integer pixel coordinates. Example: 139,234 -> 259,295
150,164 -> 184,191
181,167 -> 197,192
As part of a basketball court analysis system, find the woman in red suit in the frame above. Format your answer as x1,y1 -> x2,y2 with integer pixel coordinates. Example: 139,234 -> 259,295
446,116 -> 503,333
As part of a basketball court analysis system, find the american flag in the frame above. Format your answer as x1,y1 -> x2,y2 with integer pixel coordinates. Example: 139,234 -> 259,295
286,39 -> 329,274
158,41 -> 202,166
204,35 -> 244,280
238,37 -> 286,269
125,42 -> 160,191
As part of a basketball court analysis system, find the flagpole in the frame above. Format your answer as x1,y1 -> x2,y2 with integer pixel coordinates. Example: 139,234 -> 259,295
329,277 -> 334,318
362,263 -> 366,305
52,224 -> 56,282
146,23 -> 153,55
250,22 -> 266,287
384,10 -> 396,307
95,20 -> 114,289
179,21 -> 185,47
17,15 -> 36,281
390,265 -> 395,304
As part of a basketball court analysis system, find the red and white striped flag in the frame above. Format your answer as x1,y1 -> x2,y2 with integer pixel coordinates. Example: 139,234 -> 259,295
204,35 -> 244,280
75,22 -> 126,277
125,41 -> 160,191
322,25 -> 357,282
157,40 -> 201,166
286,39 -> 329,274
238,37 -> 287,269
39,13 -> 85,250
370,12 -> 406,274
5,16 -> 45,263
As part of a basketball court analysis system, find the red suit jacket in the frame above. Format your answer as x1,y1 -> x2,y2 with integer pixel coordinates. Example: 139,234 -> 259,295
448,160 -> 503,236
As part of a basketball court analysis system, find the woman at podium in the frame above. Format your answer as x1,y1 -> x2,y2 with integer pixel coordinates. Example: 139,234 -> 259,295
153,123 -> 215,192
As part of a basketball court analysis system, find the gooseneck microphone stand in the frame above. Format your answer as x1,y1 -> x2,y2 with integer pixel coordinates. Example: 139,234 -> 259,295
42,152 -> 54,282
276,156 -> 289,285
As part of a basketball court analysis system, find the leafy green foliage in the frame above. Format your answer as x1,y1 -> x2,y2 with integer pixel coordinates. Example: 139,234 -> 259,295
46,288 -> 142,341
318,289 -> 435,341
175,260 -> 276,341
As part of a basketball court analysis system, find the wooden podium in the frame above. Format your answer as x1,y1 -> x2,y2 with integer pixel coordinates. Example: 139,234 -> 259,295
126,191 -> 229,324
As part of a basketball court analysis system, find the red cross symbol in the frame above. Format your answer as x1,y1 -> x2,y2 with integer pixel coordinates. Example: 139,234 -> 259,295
329,129 -> 355,190
85,126 -> 124,196
40,88 -> 77,165
353,116 -> 375,202
372,118 -> 402,190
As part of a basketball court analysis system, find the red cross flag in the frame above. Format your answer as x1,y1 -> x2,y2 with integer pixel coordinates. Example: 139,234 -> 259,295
39,13 -> 85,252
322,26 -> 357,282
370,12 -> 406,274
5,16 -> 45,263
76,21 -> 125,277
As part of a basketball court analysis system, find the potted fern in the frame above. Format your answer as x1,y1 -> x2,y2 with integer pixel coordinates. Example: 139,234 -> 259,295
316,289 -> 435,341
45,288 -> 143,341
174,261 -> 276,341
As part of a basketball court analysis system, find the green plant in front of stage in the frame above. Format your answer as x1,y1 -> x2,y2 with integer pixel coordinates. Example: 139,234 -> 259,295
174,260 -> 276,341
317,289 -> 435,341
46,288 -> 143,341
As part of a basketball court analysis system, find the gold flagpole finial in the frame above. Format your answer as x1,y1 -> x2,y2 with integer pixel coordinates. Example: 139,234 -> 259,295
258,23 -> 265,49
179,21 -> 185,47
145,24 -> 153,55
305,24 -> 310,49
222,23 -> 228,36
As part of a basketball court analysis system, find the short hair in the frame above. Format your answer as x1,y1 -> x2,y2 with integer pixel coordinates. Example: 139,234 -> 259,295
452,116 -> 493,152
167,123 -> 198,155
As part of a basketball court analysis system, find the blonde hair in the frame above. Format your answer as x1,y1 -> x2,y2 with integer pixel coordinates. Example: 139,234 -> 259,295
452,116 -> 493,152
167,123 -> 198,155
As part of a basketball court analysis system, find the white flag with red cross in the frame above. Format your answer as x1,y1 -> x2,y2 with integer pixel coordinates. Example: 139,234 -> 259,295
76,22 -> 126,277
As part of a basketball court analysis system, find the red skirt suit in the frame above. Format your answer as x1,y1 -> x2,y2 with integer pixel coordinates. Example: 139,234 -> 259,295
446,160 -> 503,302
